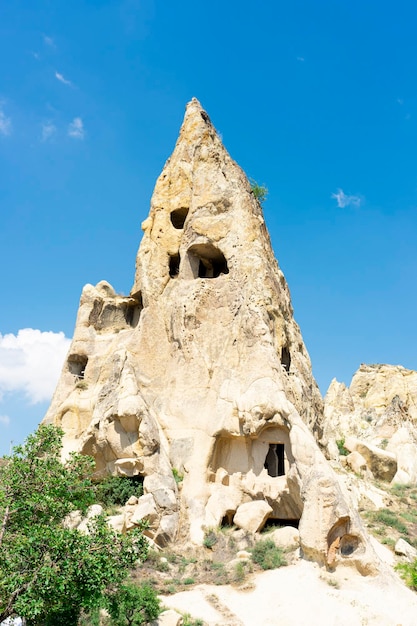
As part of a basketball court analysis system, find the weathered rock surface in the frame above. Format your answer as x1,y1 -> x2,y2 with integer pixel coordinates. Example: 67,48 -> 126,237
324,364 -> 417,484
43,98 -> 378,572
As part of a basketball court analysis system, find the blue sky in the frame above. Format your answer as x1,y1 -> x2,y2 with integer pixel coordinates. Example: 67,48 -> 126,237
1,1 -> 417,454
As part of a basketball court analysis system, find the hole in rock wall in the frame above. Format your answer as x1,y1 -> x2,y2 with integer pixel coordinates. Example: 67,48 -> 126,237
170,207 -> 189,229
221,512 -> 236,527
339,534 -> 360,556
281,346 -> 291,372
187,243 -> 229,279
264,444 -> 285,477
263,518 -> 299,530
169,253 -> 181,278
124,293 -> 143,328
68,355 -> 88,379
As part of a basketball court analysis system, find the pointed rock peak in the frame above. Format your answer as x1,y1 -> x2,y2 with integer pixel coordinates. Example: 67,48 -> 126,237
169,97 -> 218,158
183,97 -> 213,126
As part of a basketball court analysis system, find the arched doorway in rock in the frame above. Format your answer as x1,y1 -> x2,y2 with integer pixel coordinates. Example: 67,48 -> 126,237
185,243 -> 229,279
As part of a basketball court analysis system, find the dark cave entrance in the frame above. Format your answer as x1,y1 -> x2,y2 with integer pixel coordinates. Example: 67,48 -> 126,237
281,346 -> 291,372
170,207 -> 189,229
264,443 -> 285,477
169,253 -> 181,278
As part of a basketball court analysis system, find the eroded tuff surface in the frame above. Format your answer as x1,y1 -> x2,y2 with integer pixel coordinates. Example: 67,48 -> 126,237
43,99 -> 378,572
324,364 -> 417,484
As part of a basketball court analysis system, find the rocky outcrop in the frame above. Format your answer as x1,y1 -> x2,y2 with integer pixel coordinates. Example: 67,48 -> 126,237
324,364 -> 417,484
43,98 -> 378,573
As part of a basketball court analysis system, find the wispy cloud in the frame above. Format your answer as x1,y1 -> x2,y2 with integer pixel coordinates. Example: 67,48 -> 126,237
41,121 -> 57,141
296,56 -> 305,62
55,71 -> 72,87
68,117 -> 85,140
331,188 -> 362,208
43,35 -> 55,48
0,107 -> 12,136
0,415 -> 10,426
0,329 -> 70,404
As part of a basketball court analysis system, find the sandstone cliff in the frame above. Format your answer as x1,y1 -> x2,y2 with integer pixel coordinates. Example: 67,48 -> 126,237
43,98 -> 378,573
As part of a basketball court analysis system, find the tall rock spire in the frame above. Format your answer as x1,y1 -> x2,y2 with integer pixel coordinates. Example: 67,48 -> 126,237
43,99 -> 378,572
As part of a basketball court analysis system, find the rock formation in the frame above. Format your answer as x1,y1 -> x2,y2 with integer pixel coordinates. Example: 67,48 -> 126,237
43,98 -> 378,572
324,364 -> 417,484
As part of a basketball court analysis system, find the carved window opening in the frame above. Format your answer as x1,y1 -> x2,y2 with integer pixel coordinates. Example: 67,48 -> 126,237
264,443 -> 285,477
124,292 -> 143,328
68,355 -> 88,379
281,346 -> 291,372
169,253 -> 181,278
188,243 -> 229,279
170,207 -> 189,229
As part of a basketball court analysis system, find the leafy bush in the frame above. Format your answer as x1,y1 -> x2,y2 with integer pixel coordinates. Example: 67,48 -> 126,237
250,179 -> 268,205
336,438 -> 349,456
396,559 -> 417,591
172,468 -> 183,484
107,582 -> 161,625
250,539 -> 286,570
182,614 -> 203,626
203,528 -> 218,549
233,561 -> 247,583
94,474 -> 143,507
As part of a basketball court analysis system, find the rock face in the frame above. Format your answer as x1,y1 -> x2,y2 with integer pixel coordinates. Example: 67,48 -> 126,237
324,364 -> 417,484
43,98 -> 378,572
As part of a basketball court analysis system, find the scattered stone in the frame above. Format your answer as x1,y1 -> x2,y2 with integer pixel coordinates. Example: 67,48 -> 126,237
395,538 -> 417,561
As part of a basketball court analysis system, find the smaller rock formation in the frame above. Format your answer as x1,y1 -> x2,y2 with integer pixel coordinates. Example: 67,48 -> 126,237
324,364 -> 417,484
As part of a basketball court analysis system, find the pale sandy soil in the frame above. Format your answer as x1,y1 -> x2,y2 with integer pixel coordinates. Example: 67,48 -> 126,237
161,558 -> 417,626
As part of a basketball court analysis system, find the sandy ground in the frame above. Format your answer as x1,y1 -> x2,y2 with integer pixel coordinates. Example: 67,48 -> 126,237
161,558 -> 417,626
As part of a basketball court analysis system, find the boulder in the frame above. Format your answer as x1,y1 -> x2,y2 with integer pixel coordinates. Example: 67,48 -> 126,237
129,494 -> 159,529
233,501 -> 272,533
268,526 -> 300,551
156,609 -> 183,626
77,504 -> 104,534
346,451 -> 369,476
395,538 -> 417,561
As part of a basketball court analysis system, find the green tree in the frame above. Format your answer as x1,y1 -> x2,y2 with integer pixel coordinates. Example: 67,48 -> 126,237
0,425 -> 149,625
107,582 -> 161,626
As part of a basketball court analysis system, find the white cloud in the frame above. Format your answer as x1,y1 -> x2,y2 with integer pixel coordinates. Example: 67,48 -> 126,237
297,56 -> 305,62
0,108 -> 12,136
0,329 -> 71,404
44,35 -> 55,48
0,415 -> 10,426
68,117 -> 85,140
55,71 -> 72,87
331,188 -> 362,208
41,121 -> 56,141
